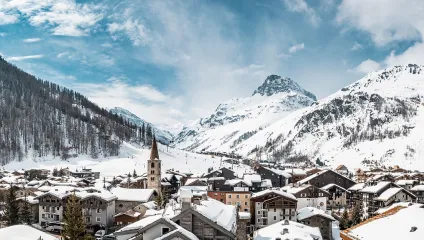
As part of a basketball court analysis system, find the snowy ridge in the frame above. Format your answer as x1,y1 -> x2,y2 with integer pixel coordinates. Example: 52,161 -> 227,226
109,107 -> 174,144
174,75 -> 316,153
237,64 -> 424,170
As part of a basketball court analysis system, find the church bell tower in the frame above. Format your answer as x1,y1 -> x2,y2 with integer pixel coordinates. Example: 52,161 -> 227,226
147,136 -> 161,194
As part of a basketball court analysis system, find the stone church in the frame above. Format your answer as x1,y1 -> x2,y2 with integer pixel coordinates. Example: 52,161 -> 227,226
147,136 -> 161,194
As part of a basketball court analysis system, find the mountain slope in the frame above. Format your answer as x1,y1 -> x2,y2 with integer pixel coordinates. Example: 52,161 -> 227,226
0,56 -> 142,165
174,75 -> 317,153
238,64 -> 424,169
109,107 -> 174,144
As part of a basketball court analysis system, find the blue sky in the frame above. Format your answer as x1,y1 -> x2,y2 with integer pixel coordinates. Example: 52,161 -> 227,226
0,0 -> 423,128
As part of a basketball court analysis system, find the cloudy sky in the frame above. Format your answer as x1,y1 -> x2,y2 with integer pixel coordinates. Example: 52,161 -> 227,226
0,0 -> 423,128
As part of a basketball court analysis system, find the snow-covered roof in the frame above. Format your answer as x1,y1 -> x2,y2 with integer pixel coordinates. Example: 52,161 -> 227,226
243,174 -> 261,183
110,188 -> 154,202
114,210 -> 141,218
224,179 -> 251,187
375,202 -> 423,215
239,212 -> 251,220
155,226 -> 199,240
260,179 -> 272,188
194,198 -> 237,233
284,168 -> 307,176
281,185 -> 310,194
348,182 -> 366,191
395,180 -> 417,186
251,189 -> 297,201
343,205 -> 424,240
410,185 -> 424,191
263,167 -> 291,178
321,183 -> 348,192
0,224 -> 60,240
297,207 -> 335,221
178,186 -> 208,197
16,196 -> 39,204
253,220 -> 322,240
115,214 -> 162,233
184,178 -> 207,186
298,169 -> 352,185
360,181 -> 391,194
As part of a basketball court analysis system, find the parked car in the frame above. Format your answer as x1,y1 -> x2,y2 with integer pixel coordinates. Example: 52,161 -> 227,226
95,229 -> 106,240
45,222 -> 65,232
102,234 -> 116,240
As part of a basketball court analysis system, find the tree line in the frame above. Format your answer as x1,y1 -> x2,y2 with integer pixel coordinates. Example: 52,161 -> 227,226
0,56 -> 154,165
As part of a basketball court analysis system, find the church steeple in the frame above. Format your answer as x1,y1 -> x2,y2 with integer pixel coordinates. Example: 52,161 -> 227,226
147,135 -> 161,194
150,136 -> 159,160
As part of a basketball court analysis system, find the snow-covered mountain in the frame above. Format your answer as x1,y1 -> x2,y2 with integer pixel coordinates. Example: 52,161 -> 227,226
109,107 -> 174,144
174,75 -> 317,153
236,64 -> 424,170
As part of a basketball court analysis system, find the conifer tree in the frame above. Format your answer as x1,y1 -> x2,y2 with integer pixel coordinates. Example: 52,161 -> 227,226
52,168 -> 58,177
351,203 -> 362,226
155,193 -> 163,209
133,169 -> 137,178
141,123 -> 146,145
339,208 -> 350,230
63,194 -> 86,240
20,193 -> 32,225
4,183 -> 19,226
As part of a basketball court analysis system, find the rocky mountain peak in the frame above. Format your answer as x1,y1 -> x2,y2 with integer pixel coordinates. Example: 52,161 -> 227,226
252,75 -> 317,101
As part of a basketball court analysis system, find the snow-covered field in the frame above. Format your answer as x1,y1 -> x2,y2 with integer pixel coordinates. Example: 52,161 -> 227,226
3,142 -> 253,178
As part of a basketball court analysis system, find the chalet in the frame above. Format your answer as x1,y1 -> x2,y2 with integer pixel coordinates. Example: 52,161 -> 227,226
203,167 -> 237,180
395,179 -> 419,190
253,219 -> 322,240
284,168 -> 307,183
114,210 -> 142,226
321,183 -> 350,209
335,165 -> 349,176
347,182 -> 365,207
250,189 -> 297,228
355,169 -> 367,183
368,173 -> 395,183
162,173 -> 181,196
306,168 -> 322,176
297,169 -> 356,189
111,188 -> 157,214
409,185 -> 424,203
255,166 -> 291,187
15,196 -> 39,223
297,207 -> 335,240
282,185 -> 329,211
410,172 -> 424,182
70,168 -> 100,180
374,187 -> 416,211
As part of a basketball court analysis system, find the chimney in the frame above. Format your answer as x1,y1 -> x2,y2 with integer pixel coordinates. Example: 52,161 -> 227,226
201,193 -> 208,201
282,228 -> 289,235
181,189 -> 193,211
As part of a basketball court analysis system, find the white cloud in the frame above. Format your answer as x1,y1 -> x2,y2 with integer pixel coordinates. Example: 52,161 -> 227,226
337,0 -> 424,69
336,0 -> 423,46
7,54 -> 43,61
57,52 -> 69,58
289,43 -> 305,53
0,0 -> 103,36
23,38 -> 42,43
0,11 -> 19,25
107,19 -> 150,46
0,32 -> 7,37
351,42 -> 362,51
72,76 -> 183,125
283,0 -> 321,26
351,59 -> 381,74
276,53 -> 291,59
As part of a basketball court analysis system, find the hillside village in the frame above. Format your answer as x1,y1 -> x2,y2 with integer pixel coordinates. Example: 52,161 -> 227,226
0,137 -> 423,240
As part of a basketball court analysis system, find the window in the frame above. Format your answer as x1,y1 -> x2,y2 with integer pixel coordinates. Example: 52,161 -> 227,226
245,195 -> 248,198
319,193 -> 323,197
236,195 -> 240,199
151,162 -> 155,168
228,194 -> 232,198
97,209 -> 101,214
245,202 -> 248,206
274,208 -> 276,212
42,206 -> 45,210
162,227 -> 170,235
214,193 -> 218,196
257,219 -> 260,223
96,217 -> 101,222
42,214 -> 45,218
228,201 -> 232,205
118,204 -> 123,208
57,207 -> 59,210
151,170 -> 155,174
257,211 -> 260,214
274,216 -> 277,220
